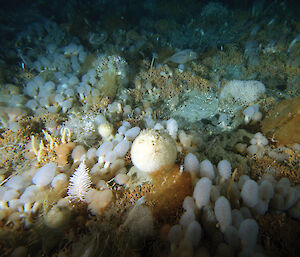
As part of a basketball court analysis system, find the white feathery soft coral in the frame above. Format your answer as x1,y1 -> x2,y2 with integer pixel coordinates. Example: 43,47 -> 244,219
67,161 -> 92,202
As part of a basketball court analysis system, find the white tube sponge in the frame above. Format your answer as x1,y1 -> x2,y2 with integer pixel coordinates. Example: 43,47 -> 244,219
184,153 -> 200,174
125,126 -> 140,140
231,209 -> 243,229
217,160 -> 232,180
238,219 -> 259,249
289,200 -> 300,219
32,162 -> 56,187
193,177 -> 212,209
199,160 -> 215,179
19,185 -> 39,204
184,220 -> 202,247
51,173 -> 68,188
285,187 -> 298,209
241,179 -> 259,208
96,141 -> 113,157
166,118 -> 178,139
168,224 -> 182,244
113,139 -> 130,158
2,189 -> 19,201
5,175 -> 29,191
252,199 -> 268,215
179,211 -> 195,228
214,196 -> 232,232
258,180 -> 274,201
130,129 -> 177,173
182,196 -> 196,213
224,226 -> 240,249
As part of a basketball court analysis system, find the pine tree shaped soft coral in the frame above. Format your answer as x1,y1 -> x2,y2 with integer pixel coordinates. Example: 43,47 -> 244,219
67,161 -> 92,202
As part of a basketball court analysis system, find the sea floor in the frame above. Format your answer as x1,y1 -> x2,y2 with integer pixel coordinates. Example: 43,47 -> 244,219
0,1 -> 299,256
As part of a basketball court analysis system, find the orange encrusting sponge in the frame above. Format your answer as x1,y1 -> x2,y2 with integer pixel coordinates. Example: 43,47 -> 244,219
262,96 -> 300,146
146,165 -> 193,222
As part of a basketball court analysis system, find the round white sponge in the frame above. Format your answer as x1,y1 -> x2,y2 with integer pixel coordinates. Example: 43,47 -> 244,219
130,129 -> 177,173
